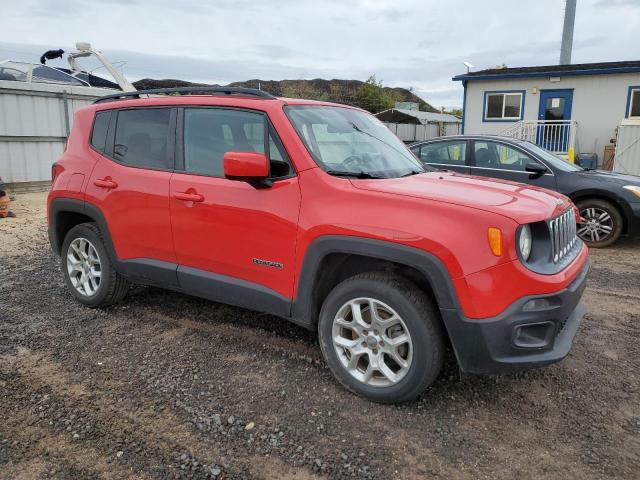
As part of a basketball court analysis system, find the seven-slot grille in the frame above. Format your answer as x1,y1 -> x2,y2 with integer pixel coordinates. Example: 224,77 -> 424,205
549,208 -> 578,263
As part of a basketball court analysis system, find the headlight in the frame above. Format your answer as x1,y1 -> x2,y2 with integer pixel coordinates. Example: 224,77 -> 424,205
623,185 -> 640,199
518,224 -> 532,261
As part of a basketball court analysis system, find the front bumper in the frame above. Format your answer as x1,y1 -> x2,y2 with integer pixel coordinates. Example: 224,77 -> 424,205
441,261 -> 589,374
628,202 -> 640,238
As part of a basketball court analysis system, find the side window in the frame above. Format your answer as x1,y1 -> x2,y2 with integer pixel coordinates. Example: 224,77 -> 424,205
474,141 -> 533,171
90,111 -> 111,152
268,126 -> 293,178
113,109 -> 172,169
184,108 -> 293,178
184,108 -> 265,177
417,141 -> 467,166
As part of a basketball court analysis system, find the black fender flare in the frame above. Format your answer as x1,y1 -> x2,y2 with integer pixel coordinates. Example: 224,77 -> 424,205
49,198 -> 117,259
291,235 -> 460,327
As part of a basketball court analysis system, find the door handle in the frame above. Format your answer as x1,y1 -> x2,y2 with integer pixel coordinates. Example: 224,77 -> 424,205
93,177 -> 118,189
174,191 -> 204,203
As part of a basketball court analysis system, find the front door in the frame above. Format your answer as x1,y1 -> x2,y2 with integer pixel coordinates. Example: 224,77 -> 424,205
469,140 -> 557,190
537,89 -> 573,152
410,140 -> 470,174
169,106 -> 301,303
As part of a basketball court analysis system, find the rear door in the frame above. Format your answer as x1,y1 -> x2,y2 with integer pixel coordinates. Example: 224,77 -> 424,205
169,107 -> 301,304
469,139 -> 557,190
85,107 -> 178,284
410,140 -> 470,174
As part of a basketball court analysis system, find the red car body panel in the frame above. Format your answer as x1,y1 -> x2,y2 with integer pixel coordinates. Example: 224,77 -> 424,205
48,95 -> 589,323
169,172 -> 301,298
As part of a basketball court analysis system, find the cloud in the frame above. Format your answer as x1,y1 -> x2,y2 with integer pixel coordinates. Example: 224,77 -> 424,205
594,0 -> 640,7
1,0 -> 639,108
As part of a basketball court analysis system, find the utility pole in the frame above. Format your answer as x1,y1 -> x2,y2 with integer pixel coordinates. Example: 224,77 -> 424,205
560,0 -> 577,65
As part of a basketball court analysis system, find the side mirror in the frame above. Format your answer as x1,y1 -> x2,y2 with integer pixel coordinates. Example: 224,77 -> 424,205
224,151 -> 271,187
525,161 -> 547,177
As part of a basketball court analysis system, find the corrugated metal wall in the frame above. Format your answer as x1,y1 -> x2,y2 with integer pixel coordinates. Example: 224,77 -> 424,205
383,121 -> 461,142
613,119 -> 640,176
0,81 -> 115,184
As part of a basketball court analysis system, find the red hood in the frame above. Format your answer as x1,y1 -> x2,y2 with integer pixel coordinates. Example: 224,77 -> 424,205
350,171 -> 570,224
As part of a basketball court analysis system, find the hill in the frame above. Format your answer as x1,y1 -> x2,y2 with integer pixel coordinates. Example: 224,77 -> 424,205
132,78 -> 437,113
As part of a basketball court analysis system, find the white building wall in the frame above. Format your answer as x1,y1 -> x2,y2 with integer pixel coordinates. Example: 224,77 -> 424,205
463,72 -> 640,158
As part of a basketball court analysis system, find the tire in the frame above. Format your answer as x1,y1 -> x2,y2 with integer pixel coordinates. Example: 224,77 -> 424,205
318,272 -> 445,403
576,199 -> 623,248
61,222 -> 129,307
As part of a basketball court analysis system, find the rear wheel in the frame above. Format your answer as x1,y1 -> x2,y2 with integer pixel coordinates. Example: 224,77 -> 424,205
318,272 -> 444,403
576,199 -> 623,248
61,223 -> 129,307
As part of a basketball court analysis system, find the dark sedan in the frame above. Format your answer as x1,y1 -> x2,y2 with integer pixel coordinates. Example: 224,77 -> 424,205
410,135 -> 640,247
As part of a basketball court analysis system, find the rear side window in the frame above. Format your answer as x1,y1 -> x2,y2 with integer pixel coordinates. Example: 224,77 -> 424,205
184,108 -> 292,178
113,109 -> 172,169
90,111 -> 111,152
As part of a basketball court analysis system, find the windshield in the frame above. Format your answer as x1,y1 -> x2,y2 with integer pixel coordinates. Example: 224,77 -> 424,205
523,141 -> 583,172
285,105 -> 427,178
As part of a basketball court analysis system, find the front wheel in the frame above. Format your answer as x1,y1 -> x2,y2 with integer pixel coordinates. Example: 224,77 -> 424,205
318,272 -> 445,403
576,199 -> 623,248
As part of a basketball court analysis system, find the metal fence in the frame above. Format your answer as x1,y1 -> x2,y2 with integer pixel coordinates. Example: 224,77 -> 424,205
500,120 -> 578,156
613,120 -> 640,176
382,122 -> 461,143
0,81 -> 114,185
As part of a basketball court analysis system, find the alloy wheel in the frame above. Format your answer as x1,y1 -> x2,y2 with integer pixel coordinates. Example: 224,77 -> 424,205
578,207 -> 614,243
67,237 -> 102,297
331,297 -> 413,387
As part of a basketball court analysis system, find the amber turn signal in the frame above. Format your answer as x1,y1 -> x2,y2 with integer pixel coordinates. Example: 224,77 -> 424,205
487,227 -> 502,256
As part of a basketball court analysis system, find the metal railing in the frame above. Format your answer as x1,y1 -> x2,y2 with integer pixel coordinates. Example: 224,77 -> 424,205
500,120 -> 578,156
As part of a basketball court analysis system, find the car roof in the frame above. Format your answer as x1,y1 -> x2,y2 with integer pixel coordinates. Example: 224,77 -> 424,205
90,94 -> 363,113
410,135 -> 529,145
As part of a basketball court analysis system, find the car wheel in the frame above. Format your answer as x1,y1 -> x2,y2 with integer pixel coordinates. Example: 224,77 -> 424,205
576,199 -> 623,248
318,272 -> 445,403
61,223 -> 129,307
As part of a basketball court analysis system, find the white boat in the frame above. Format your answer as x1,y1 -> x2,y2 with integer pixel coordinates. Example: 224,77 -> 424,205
0,43 -> 135,188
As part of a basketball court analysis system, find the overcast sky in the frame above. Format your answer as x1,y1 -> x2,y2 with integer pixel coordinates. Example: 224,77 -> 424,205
1,0 -> 639,108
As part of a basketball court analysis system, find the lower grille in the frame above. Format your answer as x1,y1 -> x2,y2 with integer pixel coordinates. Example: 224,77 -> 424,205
549,209 -> 578,264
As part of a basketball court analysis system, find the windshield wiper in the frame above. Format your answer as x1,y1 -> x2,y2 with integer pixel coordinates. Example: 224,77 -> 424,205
400,169 -> 424,177
325,170 -> 385,179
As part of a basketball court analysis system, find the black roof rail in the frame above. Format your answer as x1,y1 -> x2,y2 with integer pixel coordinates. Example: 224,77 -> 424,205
94,86 -> 276,104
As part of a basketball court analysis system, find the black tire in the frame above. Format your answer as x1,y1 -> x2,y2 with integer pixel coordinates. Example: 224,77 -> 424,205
61,222 -> 129,307
576,199 -> 623,248
318,272 -> 445,403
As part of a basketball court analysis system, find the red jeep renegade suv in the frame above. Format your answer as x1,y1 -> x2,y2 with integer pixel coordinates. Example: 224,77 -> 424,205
48,87 -> 589,403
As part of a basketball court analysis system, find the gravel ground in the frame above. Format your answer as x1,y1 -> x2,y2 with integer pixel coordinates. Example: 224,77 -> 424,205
1,192 -> 639,480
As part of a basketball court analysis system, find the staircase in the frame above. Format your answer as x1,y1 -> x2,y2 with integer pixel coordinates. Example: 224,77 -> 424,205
500,120 -> 578,161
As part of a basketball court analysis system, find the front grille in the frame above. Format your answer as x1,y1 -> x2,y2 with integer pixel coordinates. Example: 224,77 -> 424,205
549,208 -> 578,263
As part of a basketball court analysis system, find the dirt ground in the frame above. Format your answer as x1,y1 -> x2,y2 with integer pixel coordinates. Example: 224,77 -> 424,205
1,192 -> 639,480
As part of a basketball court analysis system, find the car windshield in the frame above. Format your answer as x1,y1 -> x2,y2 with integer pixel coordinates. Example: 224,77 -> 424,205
523,141 -> 583,172
285,105 -> 428,178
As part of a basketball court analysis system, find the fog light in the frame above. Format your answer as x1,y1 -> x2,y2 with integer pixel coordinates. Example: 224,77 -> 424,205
513,321 -> 555,349
522,298 -> 552,311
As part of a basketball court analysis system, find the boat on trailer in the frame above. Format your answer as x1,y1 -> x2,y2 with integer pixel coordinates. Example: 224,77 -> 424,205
0,43 -> 135,189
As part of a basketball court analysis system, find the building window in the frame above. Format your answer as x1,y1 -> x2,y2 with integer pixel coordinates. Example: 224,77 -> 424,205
628,87 -> 640,118
484,91 -> 524,121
